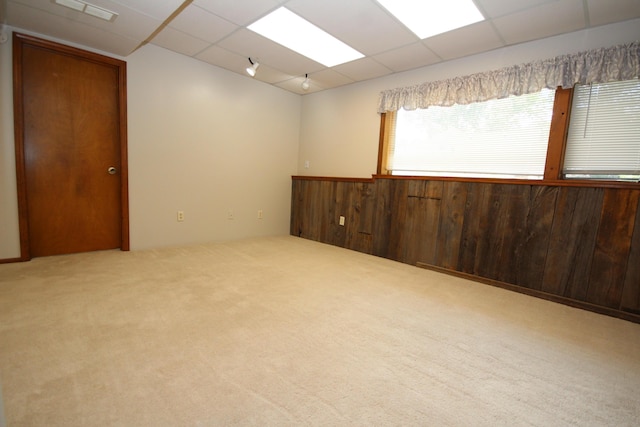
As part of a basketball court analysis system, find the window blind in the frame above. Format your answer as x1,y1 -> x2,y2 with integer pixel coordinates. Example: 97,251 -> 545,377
564,79 -> 640,180
387,89 -> 555,179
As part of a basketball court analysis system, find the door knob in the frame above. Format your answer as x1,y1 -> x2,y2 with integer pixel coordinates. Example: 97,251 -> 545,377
108,166 -> 117,175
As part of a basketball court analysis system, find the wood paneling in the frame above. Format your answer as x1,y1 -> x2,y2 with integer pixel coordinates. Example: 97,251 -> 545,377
291,176 -> 640,323
515,186 -> 557,290
587,190 -> 639,308
542,187 -> 603,300
402,181 -> 442,266
436,182 -> 467,270
290,179 -> 376,254
621,200 -> 640,315
458,182 -> 487,275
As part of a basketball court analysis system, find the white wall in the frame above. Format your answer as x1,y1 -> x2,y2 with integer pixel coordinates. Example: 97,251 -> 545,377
297,18 -> 640,178
0,29 -> 301,257
127,45 -> 300,250
0,30 -> 20,259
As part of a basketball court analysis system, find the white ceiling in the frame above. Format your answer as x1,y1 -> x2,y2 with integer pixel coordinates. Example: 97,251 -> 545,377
1,0 -> 639,94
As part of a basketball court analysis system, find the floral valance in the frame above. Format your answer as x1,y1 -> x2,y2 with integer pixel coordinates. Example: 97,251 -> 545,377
377,41 -> 640,113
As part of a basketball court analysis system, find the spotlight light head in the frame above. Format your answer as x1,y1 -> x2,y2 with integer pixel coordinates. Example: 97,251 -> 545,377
246,58 -> 259,77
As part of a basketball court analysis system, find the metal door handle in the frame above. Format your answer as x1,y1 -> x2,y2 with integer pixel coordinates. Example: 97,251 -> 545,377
108,166 -> 117,175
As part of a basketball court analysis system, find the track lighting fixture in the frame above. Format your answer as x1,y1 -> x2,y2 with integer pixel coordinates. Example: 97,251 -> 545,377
246,58 -> 259,77
301,74 -> 310,91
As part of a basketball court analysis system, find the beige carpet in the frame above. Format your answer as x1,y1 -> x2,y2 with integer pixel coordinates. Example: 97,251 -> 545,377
1,236 -> 639,426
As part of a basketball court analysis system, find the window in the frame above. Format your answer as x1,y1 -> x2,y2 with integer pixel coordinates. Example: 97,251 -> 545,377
563,79 -> 640,182
381,79 -> 640,184
385,89 -> 555,179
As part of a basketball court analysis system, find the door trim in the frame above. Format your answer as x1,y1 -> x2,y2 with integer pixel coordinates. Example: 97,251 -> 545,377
12,32 -> 129,261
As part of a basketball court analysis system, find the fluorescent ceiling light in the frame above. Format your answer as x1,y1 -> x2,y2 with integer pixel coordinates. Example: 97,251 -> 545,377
377,0 -> 484,39
248,7 -> 364,67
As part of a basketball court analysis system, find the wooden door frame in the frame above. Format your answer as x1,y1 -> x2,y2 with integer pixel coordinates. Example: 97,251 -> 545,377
12,32 -> 129,261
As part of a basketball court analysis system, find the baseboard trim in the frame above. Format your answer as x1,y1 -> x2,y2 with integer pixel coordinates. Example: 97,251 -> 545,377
0,257 -> 26,264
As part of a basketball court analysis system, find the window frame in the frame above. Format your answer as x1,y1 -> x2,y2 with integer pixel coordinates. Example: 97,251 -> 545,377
377,86 -> 640,189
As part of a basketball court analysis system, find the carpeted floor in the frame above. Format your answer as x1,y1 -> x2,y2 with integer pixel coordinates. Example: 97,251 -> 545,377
1,236 -> 639,426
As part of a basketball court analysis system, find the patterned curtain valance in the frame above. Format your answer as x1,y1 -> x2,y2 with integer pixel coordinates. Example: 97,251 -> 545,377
377,41 -> 640,113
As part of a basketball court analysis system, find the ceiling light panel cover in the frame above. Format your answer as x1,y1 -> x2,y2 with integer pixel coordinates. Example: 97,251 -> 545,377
376,0 -> 485,39
248,7 -> 364,67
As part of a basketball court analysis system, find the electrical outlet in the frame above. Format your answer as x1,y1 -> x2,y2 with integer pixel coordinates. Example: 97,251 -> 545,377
258,210 -> 263,219
339,215 -> 345,226
177,211 -> 184,222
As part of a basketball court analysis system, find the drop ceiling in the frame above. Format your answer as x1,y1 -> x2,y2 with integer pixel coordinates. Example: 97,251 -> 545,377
1,0 -> 639,94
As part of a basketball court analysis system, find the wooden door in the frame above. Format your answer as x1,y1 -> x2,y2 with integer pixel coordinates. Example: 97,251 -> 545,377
13,33 -> 129,259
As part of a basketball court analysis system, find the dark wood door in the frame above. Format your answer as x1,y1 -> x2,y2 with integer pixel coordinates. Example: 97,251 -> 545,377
13,33 -> 129,258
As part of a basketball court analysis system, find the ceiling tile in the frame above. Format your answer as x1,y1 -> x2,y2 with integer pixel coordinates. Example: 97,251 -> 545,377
10,0 -> 162,41
6,1 -> 140,55
196,45 -> 296,85
193,0 -> 282,26
286,0 -> 418,55
195,45 -> 248,72
332,57 -> 393,81
306,68 -> 354,88
104,0 -> 185,20
216,28 -> 325,76
587,0 -> 640,26
151,26 -> 211,57
475,0 -> 558,18
492,0 -> 587,45
276,76 -> 323,94
168,4 -> 238,44
249,63 -> 296,84
373,42 -> 441,72
423,21 -> 505,61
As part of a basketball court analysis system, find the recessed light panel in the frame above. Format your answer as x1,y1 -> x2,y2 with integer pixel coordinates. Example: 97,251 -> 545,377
248,7 -> 364,67
377,0 -> 484,39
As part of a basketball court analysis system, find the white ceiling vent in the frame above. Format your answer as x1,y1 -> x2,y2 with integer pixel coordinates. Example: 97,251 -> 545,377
53,0 -> 118,22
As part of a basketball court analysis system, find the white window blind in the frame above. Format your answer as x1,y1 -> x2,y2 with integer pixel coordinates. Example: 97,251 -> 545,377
387,89 -> 555,179
564,79 -> 640,181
